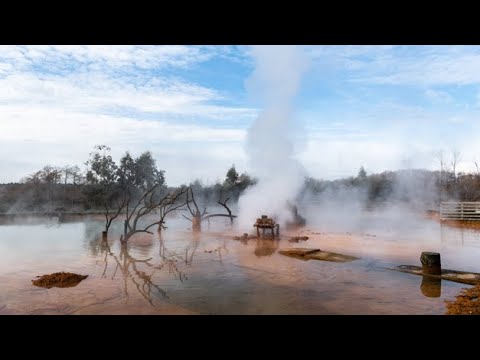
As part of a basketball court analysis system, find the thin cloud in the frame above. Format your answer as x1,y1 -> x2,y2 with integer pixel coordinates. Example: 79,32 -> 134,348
425,89 -> 453,104
0,45 -> 217,73
346,47 -> 480,86
0,68 -> 256,120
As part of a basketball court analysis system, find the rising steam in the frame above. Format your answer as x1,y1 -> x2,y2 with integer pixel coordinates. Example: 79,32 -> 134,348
237,46 -> 309,229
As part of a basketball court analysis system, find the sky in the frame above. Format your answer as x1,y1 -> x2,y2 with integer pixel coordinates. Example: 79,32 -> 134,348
1,45 -> 480,185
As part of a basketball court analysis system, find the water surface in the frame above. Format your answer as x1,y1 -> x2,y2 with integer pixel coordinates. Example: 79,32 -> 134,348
0,215 -> 478,314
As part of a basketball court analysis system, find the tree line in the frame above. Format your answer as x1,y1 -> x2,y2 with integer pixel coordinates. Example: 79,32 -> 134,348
302,162 -> 480,209
2,146 -> 480,216
0,145 -> 255,214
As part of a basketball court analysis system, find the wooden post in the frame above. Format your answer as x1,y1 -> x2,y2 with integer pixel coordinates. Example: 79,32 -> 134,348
420,252 -> 441,275
124,220 -> 128,237
102,231 -> 107,241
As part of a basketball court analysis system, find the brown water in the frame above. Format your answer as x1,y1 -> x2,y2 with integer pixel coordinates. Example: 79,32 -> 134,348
0,215 -> 478,314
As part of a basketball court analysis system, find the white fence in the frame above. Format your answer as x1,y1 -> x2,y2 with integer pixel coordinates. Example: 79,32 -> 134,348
440,201 -> 480,221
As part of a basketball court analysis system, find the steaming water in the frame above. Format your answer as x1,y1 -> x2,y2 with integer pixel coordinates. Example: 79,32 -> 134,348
0,214 -> 478,314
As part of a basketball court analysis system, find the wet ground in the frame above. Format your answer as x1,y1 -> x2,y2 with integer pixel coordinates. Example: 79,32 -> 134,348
0,214 -> 479,314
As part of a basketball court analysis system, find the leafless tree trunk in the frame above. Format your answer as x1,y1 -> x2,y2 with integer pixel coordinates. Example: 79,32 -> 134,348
214,195 -> 234,225
474,158 -> 480,179
103,192 -> 130,239
183,187 -> 206,232
63,165 -> 70,186
436,150 -> 445,204
156,186 -> 191,233
71,166 -> 82,185
451,149 -> 461,184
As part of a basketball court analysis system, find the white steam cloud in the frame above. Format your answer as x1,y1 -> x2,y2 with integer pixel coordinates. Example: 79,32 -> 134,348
237,46 -> 309,229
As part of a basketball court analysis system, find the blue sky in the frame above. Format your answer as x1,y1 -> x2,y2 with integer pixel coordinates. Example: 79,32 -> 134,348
1,45 -> 480,185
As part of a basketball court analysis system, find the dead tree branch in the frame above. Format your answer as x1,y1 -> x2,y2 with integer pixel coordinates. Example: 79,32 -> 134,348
103,191 -> 130,237
122,185 -> 190,242
182,188 -> 236,231
216,196 -> 234,225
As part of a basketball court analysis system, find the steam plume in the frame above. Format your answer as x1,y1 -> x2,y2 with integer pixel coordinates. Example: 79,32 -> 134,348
238,46 -> 309,229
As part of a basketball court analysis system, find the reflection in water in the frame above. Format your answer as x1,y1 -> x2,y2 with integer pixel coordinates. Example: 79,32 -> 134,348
97,232 -> 191,306
101,240 -> 168,305
440,222 -> 480,248
183,233 -> 199,265
2,216 -> 480,314
254,238 -> 279,257
156,233 -> 187,282
420,276 -> 442,298
84,220 -> 105,256
235,234 -> 280,257
215,238 -> 229,264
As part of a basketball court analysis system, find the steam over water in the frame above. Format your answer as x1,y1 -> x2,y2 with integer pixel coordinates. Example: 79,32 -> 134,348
237,46 -> 309,229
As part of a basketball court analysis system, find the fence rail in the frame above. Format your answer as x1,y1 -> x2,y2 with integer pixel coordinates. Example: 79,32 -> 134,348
440,201 -> 480,221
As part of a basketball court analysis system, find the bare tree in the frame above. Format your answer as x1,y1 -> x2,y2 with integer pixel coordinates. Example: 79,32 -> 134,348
183,187 -> 206,231
156,187 -> 190,233
436,150 -> 445,174
451,149 -> 461,184
103,192 -> 129,239
62,165 -> 71,185
474,158 -> 480,179
182,187 -> 236,231
205,193 -> 236,225
436,150 -> 447,203
25,165 -> 62,211
70,165 -> 83,185
121,185 -> 189,243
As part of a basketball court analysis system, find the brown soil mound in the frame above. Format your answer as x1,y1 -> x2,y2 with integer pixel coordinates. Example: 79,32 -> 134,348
445,285 -> 480,315
32,272 -> 88,289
